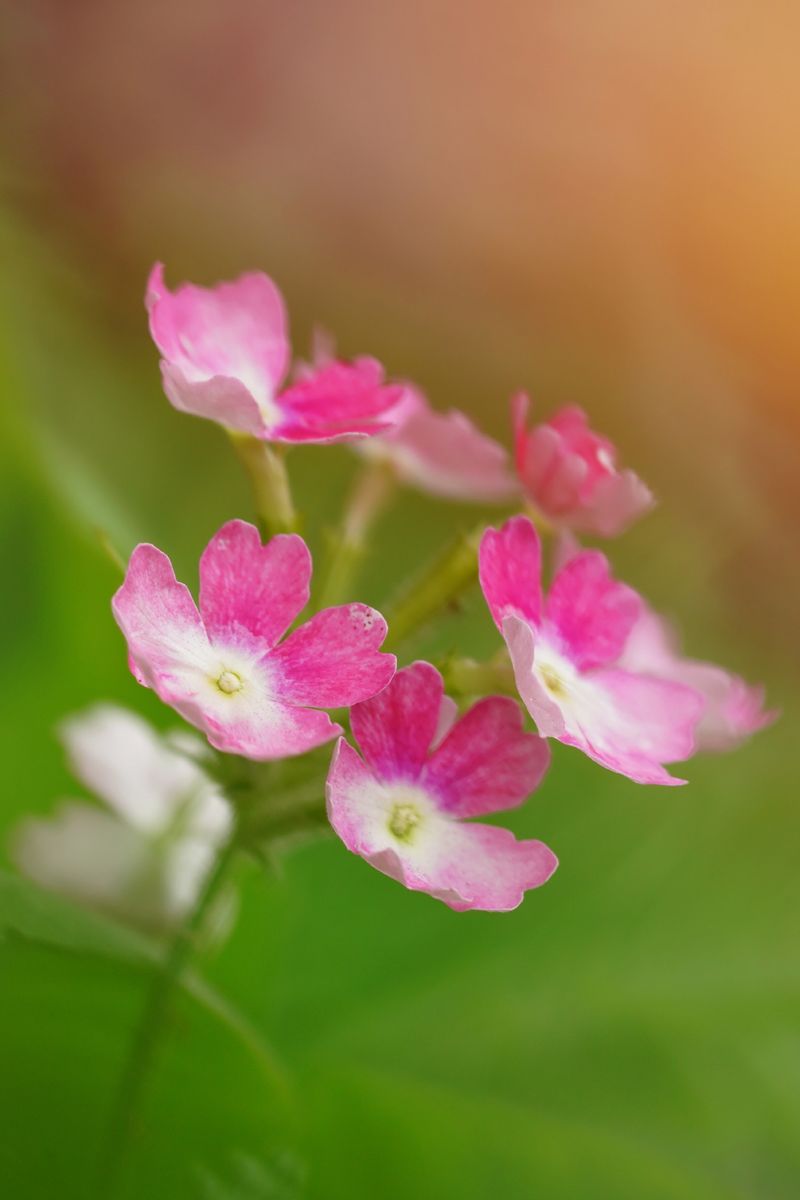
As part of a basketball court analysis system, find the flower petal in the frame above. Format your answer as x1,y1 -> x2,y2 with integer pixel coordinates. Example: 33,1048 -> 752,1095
198,520 -> 311,648
502,615 -> 567,738
112,543 -> 212,696
159,362 -> 268,436
146,263 -> 289,433
478,515 -> 542,630
273,357 -> 403,443
349,661 -> 444,781
423,696 -> 550,817
545,549 -> 642,670
579,469 -> 654,537
204,698 -> 341,760
269,603 -> 395,708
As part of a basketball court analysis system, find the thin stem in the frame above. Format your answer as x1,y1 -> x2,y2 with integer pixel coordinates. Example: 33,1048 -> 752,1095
229,433 -> 297,536
96,827 -> 241,1196
441,651 -> 516,698
383,522 -> 484,649
316,459 -> 396,609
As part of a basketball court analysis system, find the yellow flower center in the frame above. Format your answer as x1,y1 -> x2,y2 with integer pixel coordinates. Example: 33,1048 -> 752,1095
216,670 -> 243,695
539,663 -> 567,698
388,801 -> 423,843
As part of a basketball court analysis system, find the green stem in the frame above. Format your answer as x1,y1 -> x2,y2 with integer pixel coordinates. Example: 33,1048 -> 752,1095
229,433 -> 297,536
316,459 -> 396,609
441,651 -> 516,698
383,523 -> 484,649
96,827 -> 241,1196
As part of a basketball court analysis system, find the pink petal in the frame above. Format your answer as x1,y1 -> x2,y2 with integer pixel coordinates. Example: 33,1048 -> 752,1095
199,520 -> 311,648
579,469 -> 654,537
545,550 -> 642,670
478,515 -> 542,630
146,263 -> 289,430
112,543 -> 210,694
269,604 -> 395,708
273,357 -> 403,443
350,661 -> 445,781
560,668 -> 704,785
158,361 -> 268,437
522,426 -> 588,515
423,696 -> 551,817
325,739 -> 557,912
502,615 -> 567,738
376,391 -> 517,502
204,699 -> 341,761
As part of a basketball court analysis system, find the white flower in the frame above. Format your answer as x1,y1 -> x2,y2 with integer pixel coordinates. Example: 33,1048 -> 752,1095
13,704 -> 232,930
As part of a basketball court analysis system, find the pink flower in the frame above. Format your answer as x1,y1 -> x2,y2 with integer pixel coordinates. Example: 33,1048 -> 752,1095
326,661 -> 556,911
112,519 -> 396,759
146,263 -> 403,441
358,385 -> 517,502
478,516 -> 704,785
512,393 -> 653,536
617,608 -> 777,752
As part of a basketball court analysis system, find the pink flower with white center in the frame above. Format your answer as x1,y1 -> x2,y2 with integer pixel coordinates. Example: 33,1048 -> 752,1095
112,519 -> 396,760
479,516 -> 704,785
358,385 -> 517,502
146,264 -> 404,441
617,608 -> 777,753
512,393 -> 654,536
326,661 -> 556,911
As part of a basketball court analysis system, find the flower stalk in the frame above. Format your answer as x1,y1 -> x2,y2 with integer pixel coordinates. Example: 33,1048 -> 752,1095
229,433 -> 297,536
316,459 -> 396,609
383,522 -> 484,648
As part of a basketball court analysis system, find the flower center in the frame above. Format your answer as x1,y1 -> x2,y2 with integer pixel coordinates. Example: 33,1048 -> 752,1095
216,669 -> 243,695
539,663 -> 567,698
388,801 -> 423,843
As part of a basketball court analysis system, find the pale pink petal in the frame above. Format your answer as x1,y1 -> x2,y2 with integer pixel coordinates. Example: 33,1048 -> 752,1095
272,357 -> 403,443
579,469 -> 654,537
423,696 -> 550,817
350,661 -> 444,781
432,694 -> 459,748
374,391 -> 516,502
325,739 -> 557,912
478,516 -> 542,630
204,698 -> 341,760
159,361 -> 268,436
502,615 -> 567,738
559,668 -> 704,785
269,604 -> 395,708
618,609 -> 777,752
146,263 -> 289,434
112,543 -> 211,696
544,550 -> 642,670
198,520 -> 311,648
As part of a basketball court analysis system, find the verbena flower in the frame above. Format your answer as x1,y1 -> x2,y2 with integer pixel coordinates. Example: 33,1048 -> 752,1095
326,661 -> 556,911
479,515 -> 704,785
358,384 -> 517,502
112,519 -> 396,759
146,264 -> 403,441
617,607 -> 777,752
13,705 -> 231,927
512,393 -> 653,536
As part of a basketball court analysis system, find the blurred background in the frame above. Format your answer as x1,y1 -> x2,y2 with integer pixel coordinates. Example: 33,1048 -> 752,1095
1,2 -> 798,1197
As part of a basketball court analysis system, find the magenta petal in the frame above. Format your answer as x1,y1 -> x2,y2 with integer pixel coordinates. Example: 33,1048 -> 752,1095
199,520 -> 311,648
478,516 -> 542,630
273,357 -> 403,443
545,550 -> 643,670
112,544 -> 209,692
350,661 -> 444,781
269,604 -> 395,707
562,668 -> 704,785
423,696 -> 550,817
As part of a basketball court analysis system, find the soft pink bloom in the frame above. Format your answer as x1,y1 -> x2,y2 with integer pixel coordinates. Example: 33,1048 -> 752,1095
112,519 -> 396,759
479,516 -> 704,785
326,661 -> 556,911
146,263 -> 403,441
617,608 -> 777,752
358,385 -> 517,502
512,393 -> 653,536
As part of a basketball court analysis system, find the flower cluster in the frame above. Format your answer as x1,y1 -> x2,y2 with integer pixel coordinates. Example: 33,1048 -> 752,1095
17,264 -> 775,923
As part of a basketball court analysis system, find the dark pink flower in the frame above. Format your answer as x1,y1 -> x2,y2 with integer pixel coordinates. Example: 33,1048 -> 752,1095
479,516 -> 704,784
326,661 -> 556,911
112,519 -> 396,759
146,264 -> 403,441
512,393 -> 653,536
